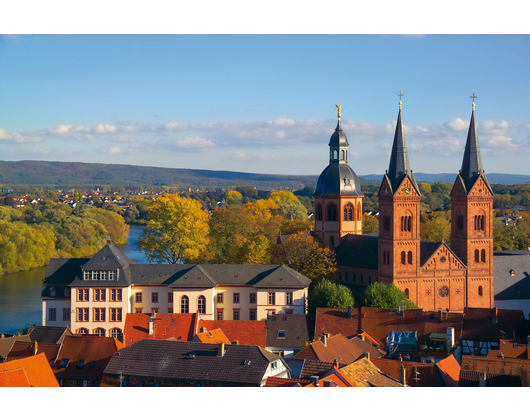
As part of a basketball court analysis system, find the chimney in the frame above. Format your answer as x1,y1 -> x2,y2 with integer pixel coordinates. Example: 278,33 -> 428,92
217,342 -> 225,357
333,358 -> 340,369
149,319 -> 154,336
399,364 -> 406,386
321,333 -> 328,347
347,306 -> 352,319
310,376 -> 319,387
323,380 -> 333,387
363,352 -> 370,361
201,326 -> 207,333
1,334 -> 4,339
492,307 -> 498,324
34,341 -> 38,355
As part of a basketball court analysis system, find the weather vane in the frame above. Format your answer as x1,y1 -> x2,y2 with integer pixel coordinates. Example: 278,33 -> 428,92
335,104 -> 342,120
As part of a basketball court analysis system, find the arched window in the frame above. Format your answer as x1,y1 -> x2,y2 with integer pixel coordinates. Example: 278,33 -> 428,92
481,249 -> 486,263
340,150 -> 345,160
382,251 -> 387,265
326,204 -> 337,221
475,215 -> 485,231
94,328 -> 105,337
197,295 -> 206,314
475,249 -> 479,263
478,286 -> 483,297
407,251 -> 413,265
110,328 -> 123,342
358,206 -> 361,221
180,295 -> 189,313
316,203 -> 322,221
333,150 -> 338,160
50,287 -> 56,297
343,203 -> 354,221
401,216 -> 412,232
77,328 -> 88,335
401,251 -> 406,265
405,288 -> 410,298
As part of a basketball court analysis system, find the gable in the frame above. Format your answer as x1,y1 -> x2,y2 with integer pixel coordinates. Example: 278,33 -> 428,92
395,175 -> 420,198
450,174 -> 466,197
468,175 -> 493,197
421,243 -> 466,270
377,175 -> 393,198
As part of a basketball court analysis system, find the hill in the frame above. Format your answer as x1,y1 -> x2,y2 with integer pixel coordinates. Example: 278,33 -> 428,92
0,161 -> 527,190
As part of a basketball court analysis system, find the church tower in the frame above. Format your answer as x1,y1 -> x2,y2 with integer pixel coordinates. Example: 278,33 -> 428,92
313,105 -> 363,247
450,98 -> 494,308
378,97 -> 422,285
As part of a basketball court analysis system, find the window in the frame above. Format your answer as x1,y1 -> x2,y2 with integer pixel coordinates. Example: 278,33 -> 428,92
100,271 -> 107,281
77,308 -> 89,322
60,358 -> 70,368
139,381 -> 145,387
407,251 -> 412,265
50,288 -> 56,297
233,293 -> 240,304
89,361 -> 96,368
478,286 -> 483,297
316,204 -> 322,221
268,292 -> 276,305
401,251 -> 406,265
78,289 -> 89,302
78,359 -> 85,368
249,310 -> 256,321
284,309 -> 294,315
481,249 -> 486,263
136,292 -> 142,303
110,308 -> 122,322
233,309 -> 240,320
198,296 -> 206,314
92,270 -> 100,280
216,309 -> 223,321
401,215 -> 412,232
180,295 -> 189,313
64,288 -> 70,297
475,249 -> 480,263
135,308 -> 143,314
108,271 -> 116,281
457,215 -> 464,230
110,328 -> 123,341
94,308 -> 106,322
94,288 -> 106,302
152,292 -> 158,303
475,215 -> 485,231
271,361 -> 278,369
340,150 -> 345,160
286,292 -> 293,305
49,308 -> 56,321
84,271 -> 90,281
94,328 -> 105,337
168,292 -> 173,303
151,308 -> 159,315
77,328 -> 88,335
405,288 -> 409,298
343,203 -> 354,221
267,309 -> 276,316
217,293 -> 224,304
110,289 -> 122,302
63,308 -> 70,321
326,204 -> 338,221
249,293 -> 256,304
384,216 -> 391,232
277,330 -> 286,339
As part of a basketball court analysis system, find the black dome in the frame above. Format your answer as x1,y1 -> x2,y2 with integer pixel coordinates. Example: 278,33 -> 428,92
328,121 -> 349,147
314,163 -> 363,197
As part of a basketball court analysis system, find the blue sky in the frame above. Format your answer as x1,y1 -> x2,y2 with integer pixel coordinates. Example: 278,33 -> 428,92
1,33 -> 530,176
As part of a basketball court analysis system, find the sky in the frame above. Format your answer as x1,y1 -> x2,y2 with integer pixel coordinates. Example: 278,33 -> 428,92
1,8 -> 530,178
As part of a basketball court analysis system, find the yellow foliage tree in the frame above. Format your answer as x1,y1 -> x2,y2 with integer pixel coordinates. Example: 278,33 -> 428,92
138,193 -> 210,264
226,190 -> 243,205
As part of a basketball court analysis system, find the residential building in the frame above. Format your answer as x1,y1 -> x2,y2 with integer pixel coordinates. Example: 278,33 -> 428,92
291,333 -> 369,365
493,250 -> 530,314
265,314 -> 315,358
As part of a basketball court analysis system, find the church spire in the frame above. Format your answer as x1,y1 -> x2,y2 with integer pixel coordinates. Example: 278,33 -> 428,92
460,96 -> 484,190
387,95 -> 411,191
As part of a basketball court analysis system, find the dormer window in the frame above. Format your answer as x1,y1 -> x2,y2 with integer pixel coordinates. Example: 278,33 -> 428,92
101,271 -> 107,281
64,288 -> 70,297
84,271 -> 90,281
510,270 -> 515,276
109,271 -> 116,281
50,288 -> 56,297
92,271 -> 100,280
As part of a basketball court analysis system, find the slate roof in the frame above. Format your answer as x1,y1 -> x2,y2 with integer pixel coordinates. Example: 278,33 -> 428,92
102,339 -> 283,386
291,334 -> 366,365
0,353 -> 59,387
493,250 -> 530,300
6,341 -> 60,366
80,242 -> 135,270
314,163 -> 363,197
123,313 -> 198,345
266,314 -> 315,349
436,354 -> 461,387
335,234 -> 379,270
338,357 -> 403,387
371,357 -> 445,387
198,320 -> 267,348
28,326 -> 71,344
461,307 -> 524,342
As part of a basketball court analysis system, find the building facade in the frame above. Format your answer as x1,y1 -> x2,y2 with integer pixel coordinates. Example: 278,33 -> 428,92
42,241 -> 311,340
317,100 -> 494,311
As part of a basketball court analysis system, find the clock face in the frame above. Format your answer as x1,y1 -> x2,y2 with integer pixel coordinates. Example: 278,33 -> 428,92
438,286 -> 449,298
403,187 -> 410,196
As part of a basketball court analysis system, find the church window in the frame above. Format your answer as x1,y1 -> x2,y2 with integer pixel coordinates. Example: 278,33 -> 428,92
407,251 -> 412,265
478,286 -> 483,297
457,215 -> 464,231
326,204 -> 337,221
384,216 -> 390,232
481,249 -> 486,263
358,206 -> 361,220
344,204 -> 354,221
475,249 -> 479,263
340,150 -> 345,160
401,216 -> 412,232
474,215 -> 485,231
401,251 -> 406,265
405,288 -> 409,298
333,150 -> 338,160
316,203 -> 322,221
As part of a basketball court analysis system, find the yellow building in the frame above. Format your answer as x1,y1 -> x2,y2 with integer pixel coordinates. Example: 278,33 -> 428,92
42,241 -> 311,340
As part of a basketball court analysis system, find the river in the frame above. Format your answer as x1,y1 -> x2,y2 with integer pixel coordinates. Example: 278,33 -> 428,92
0,225 -> 146,335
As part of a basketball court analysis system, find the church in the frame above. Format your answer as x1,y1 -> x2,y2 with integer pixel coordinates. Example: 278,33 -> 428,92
314,98 -> 494,312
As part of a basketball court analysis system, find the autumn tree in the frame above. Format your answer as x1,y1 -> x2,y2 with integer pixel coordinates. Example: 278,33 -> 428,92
421,211 -> 451,244
362,214 -> 379,234
270,190 -> 308,220
272,231 -> 338,282
308,279 -> 355,314
226,190 -> 243,205
138,193 -> 210,264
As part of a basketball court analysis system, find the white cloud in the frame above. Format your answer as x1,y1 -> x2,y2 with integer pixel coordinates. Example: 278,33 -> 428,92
175,136 -> 216,149
486,135 -> 515,148
49,124 -> 72,135
109,146 -> 121,155
269,118 -> 296,126
0,128 -> 5,139
94,124 -> 116,134
232,152 -> 248,161
444,118 -> 468,132
165,122 -> 186,131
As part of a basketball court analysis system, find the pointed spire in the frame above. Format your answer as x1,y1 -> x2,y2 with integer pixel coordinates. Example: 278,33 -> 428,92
460,99 -> 484,190
387,98 -> 411,190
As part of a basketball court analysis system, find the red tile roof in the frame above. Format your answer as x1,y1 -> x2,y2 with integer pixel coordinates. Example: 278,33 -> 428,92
436,355 -> 460,387
193,328 -> 231,344
291,334 -> 366,365
264,377 -> 311,387
0,353 -> 59,387
123,313 -> 199,345
371,358 -> 445,387
302,369 -> 356,387
5,341 -> 61,366
486,339 -> 529,359
0,368 -> 31,387
315,308 -> 359,339
198,320 -> 267,348
338,358 -> 402,387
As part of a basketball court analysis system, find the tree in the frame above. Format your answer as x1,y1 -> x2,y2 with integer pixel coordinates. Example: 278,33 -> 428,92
362,214 -> 379,234
226,190 -> 243,205
137,193 -> 210,264
363,282 -> 417,309
308,279 -> 355,314
270,191 -> 308,220
272,232 -> 338,282
421,212 -> 451,244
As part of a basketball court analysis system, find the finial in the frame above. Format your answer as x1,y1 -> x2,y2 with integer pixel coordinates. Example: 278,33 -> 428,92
335,104 -> 342,120
397,91 -> 404,109
470,93 -> 477,111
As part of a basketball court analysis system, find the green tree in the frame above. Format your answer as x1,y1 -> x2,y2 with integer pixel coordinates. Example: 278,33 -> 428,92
363,282 -> 417,309
308,279 -> 355,314
421,212 -> 451,244
83,207 -> 129,244
138,193 -> 210,264
362,214 -> 379,234
270,191 -> 307,220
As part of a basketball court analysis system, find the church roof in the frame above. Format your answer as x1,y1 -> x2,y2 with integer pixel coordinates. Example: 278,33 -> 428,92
314,163 -> 363,197
335,234 -> 379,270
328,120 -> 349,147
